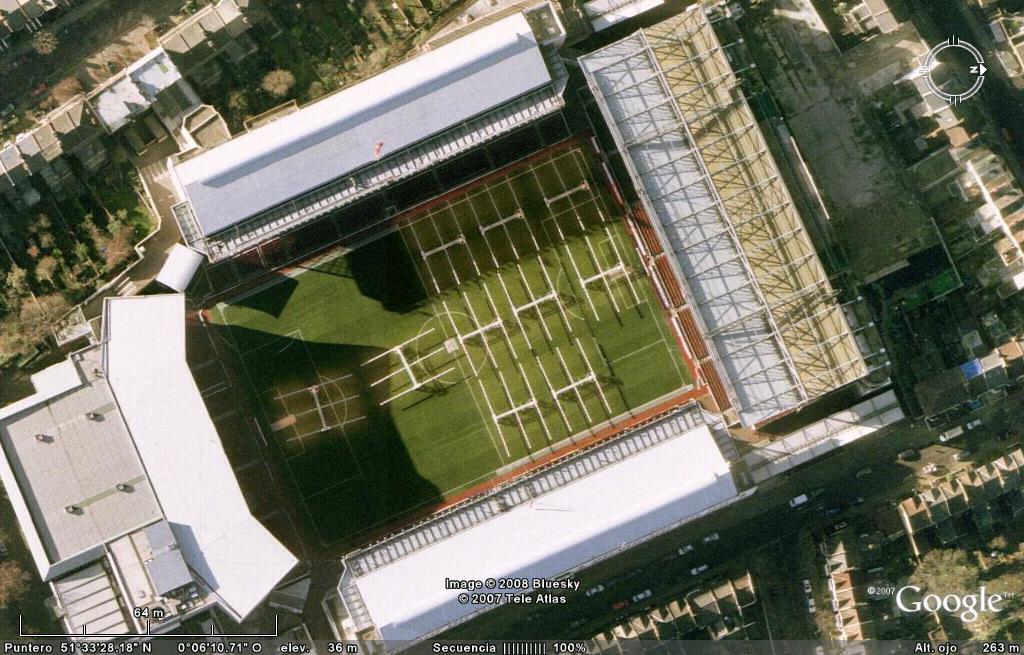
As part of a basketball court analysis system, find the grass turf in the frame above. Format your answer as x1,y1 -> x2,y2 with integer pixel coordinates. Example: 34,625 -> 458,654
212,146 -> 692,546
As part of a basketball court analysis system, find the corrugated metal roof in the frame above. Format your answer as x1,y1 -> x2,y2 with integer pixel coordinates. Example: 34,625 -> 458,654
104,295 -> 297,620
147,547 -> 192,595
349,415 -> 738,643
171,12 -> 552,237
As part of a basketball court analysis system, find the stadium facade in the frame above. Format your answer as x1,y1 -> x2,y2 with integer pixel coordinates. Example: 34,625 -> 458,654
167,5 -> 568,262
334,404 -> 751,647
0,295 -> 296,636
580,8 -> 871,427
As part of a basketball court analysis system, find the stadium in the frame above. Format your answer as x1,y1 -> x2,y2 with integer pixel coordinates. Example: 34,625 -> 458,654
154,1 -> 877,648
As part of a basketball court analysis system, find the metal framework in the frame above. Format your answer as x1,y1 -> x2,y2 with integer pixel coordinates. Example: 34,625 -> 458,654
580,8 -> 867,426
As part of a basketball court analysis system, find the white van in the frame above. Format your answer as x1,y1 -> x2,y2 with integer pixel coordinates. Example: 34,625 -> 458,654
939,425 -> 964,442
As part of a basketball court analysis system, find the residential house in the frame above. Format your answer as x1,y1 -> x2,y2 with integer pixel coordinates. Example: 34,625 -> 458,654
43,96 -> 109,172
15,122 -> 75,195
838,0 -> 900,35
0,140 -> 40,207
589,573 -> 761,650
86,48 -> 200,151
898,449 -> 1024,554
158,0 -> 256,86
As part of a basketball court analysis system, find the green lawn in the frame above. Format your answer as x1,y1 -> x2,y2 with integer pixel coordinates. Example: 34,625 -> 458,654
212,147 -> 691,546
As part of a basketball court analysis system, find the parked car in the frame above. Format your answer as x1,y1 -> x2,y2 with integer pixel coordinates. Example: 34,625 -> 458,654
966,419 -> 983,430
898,448 -> 920,461
789,494 -> 810,508
677,543 -> 694,555
702,533 -> 720,543
585,584 -> 605,597
611,599 -> 629,610
807,598 -> 816,613
691,564 -> 709,576
829,521 -> 849,533
851,496 -> 865,506
955,450 -> 973,462
802,579 -> 812,594
632,589 -> 653,603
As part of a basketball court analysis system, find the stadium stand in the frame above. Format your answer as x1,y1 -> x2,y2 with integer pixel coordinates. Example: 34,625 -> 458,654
335,403 -> 750,647
168,5 -> 568,263
580,8 -> 871,427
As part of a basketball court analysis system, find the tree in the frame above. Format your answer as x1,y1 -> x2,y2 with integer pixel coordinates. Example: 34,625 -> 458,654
988,535 -> 1010,553
51,76 -> 83,104
5,265 -> 29,299
14,294 -> 71,349
35,256 -> 59,286
261,69 -> 296,98
31,31 -> 59,56
227,89 -> 249,114
0,561 -> 31,609
103,227 -> 134,269
910,549 -> 979,598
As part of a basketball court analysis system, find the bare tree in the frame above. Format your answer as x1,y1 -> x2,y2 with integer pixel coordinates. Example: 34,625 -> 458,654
35,256 -> 59,286
51,76 -> 83,104
31,31 -> 59,56
13,293 -> 71,350
261,69 -> 296,98
0,561 -> 31,609
910,549 -> 979,598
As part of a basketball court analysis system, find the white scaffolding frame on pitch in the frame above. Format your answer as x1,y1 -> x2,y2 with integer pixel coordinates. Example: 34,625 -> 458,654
536,156 -> 644,320
463,178 -> 575,347
406,206 -> 483,295
365,328 -> 455,405
271,372 -> 366,437
537,340 -> 613,431
581,224 -> 644,314
443,287 -> 553,456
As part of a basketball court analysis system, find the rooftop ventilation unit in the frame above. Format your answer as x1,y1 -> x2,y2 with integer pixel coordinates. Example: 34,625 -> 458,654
65,505 -> 80,514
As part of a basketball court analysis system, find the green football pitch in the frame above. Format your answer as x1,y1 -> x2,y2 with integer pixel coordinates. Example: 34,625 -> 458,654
212,145 -> 692,546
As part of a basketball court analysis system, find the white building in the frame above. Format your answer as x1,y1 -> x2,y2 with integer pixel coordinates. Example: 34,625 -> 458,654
0,294 -> 297,636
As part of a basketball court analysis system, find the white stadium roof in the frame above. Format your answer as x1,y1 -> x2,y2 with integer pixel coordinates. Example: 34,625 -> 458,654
170,12 -> 553,237
104,294 -> 298,620
344,411 -> 740,644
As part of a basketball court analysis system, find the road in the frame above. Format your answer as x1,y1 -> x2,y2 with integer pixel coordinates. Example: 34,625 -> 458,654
445,407 -> 1018,640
